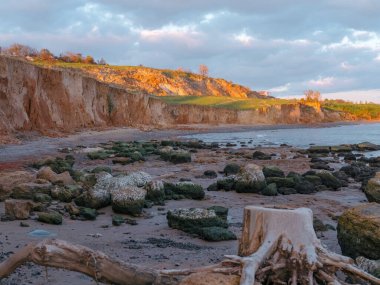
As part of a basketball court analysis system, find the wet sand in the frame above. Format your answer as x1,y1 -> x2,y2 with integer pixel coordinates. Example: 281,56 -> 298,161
0,139 -> 370,285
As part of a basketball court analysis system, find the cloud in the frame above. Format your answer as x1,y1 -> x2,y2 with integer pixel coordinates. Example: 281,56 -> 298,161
0,0 -> 380,98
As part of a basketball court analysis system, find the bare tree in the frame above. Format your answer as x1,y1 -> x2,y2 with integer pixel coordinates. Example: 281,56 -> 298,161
198,64 -> 209,77
304,89 -> 322,102
3,44 -> 38,57
39,48 -> 55,61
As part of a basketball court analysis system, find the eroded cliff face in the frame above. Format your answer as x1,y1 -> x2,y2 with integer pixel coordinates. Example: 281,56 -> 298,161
0,56 -> 352,136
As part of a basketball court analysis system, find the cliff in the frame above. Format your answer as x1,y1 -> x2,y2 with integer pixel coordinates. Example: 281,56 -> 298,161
0,56 -> 352,138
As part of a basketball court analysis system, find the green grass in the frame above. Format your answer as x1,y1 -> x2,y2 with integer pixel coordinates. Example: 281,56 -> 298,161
323,101 -> 380,120
158,96 -> 294,110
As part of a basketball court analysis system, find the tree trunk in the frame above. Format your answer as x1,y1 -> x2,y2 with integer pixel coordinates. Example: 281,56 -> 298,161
1,206 -> 379,285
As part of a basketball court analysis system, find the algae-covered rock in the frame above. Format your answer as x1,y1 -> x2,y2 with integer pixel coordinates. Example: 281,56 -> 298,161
278,187 -> 297,195
223,163 -> 240,176
37,212 -> 63,225
207,206 -> 229,221
308,146 -> 330,153
198,227 -> 237,241
365,174 -> 380,203
33,193 -> 52,203
112,215 -> 125,226
235,164 -> 266,193
91,166 -> 112,174
266,177 -> 295,188
203,170 -> 217,178
252,151 -> 271,160
51,185 -> 82,202
303,175 -> 322,186
79,207 -> 97,220
316,171 -> 342,190
160,147 -> 191,164
216,177 -> 236,191
262,183 -> 278,196
164,182 -> 205,200
167,208 -> 228,235
263,166 -> 285,178
337,203 -> 380,259
145,180 -> 165,202
111,186 -> 146,216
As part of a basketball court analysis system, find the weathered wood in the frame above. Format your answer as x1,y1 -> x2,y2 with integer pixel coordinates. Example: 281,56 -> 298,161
1,206 -> 379,285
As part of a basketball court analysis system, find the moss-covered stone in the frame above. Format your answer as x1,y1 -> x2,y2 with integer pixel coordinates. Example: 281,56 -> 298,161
198,227 -> 237,241
313,217 -> 328,232
223,163 -> 241,176
207,183 -> 218,191
252,151 -> 272,160
262,183 -> 278,196
87,151 -> 111,160
364,175 -> 380,203
11,182 -> 52,200
266,177 -> 295,188
33,193 -> 52,203
304,175 -> 322,186
278,187 -> 297,195
160,147 -> 192,164
111,186 -> 146,216
91,166 -> 112,174
263,166 -> 285,178
207,206 -> 229,221
79,207 -> 97,220
316,171 -> 342,190
235,164 -> 266,193
164,182 -> 205,200
145,180 -> 165,203
337,203 -> 380,259
167,208 -> 228,236
112,215 -> 125,226
51,185 -> 82,202
295,179 -> 316,194
203,170 -> 217,178
216,178 -> 236,191
37,212 -> 62,225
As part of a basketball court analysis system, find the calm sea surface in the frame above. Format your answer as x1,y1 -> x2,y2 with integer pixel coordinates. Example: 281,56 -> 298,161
183,123 -> 380,156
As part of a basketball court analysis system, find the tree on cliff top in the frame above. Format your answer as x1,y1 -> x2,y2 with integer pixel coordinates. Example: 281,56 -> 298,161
199,64 -> 209,77
303,89 -> 322,102
2,44 -> 38,57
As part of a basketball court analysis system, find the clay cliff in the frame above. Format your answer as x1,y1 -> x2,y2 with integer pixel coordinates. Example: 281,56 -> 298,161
0,56 -> 352,137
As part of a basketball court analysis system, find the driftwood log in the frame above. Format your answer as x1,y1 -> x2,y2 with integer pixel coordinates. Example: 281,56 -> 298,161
1,206 -> 379,285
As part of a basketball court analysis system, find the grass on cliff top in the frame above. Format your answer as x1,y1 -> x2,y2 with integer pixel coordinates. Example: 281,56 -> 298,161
158,96 -> 294,110
323,101 -> 380,120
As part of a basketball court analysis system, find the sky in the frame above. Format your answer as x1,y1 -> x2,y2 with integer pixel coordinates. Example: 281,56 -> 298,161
1,0 -> 380,102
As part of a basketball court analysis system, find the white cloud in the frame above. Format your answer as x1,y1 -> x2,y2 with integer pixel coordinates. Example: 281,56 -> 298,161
308,76 -> 335,87
268,83 -> 291,93
323,29 -> 380,52
233,31 -> 254,46
201,13 -> 215,24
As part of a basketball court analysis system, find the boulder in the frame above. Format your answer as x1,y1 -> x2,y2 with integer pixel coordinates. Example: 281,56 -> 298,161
0,171 -> 34,201
216,177 -> 236,191
111,186 -> 146,216
278,187 -> 297,195
37,166 -> 75,186
4,199 -> 34,220
316,171 -> 342,190
364,173 -> 380,203
355,142 -> 380,151
37,211 -> 63,225
51,185 -> 82,202
223,163 -> 241,176
337,203 -> 380,259
262,183 -> 278,196
33,193 -> 52,203
145,180 -> 165,202
203,170 -> 217,178
11,182 -> 52,200
79,208 -> 97,220
266,177 -> 295,188
164,182 -> 205,200
235,164 -> 266,193
263,166 -> 285,178
252,151 -> 271,160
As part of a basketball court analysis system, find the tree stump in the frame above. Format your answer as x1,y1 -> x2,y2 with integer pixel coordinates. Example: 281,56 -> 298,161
1,206 -> 379,285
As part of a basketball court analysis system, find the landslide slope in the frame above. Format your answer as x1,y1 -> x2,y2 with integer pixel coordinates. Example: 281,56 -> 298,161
0,56 -> 351,137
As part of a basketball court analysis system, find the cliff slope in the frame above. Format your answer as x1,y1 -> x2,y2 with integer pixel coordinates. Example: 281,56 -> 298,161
0,56 -> 352,138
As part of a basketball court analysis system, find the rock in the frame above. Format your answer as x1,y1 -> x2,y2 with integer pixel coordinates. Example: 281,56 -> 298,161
223,163 -> 241,176
316,171 -> 342,190
37,211 -> 63,225
308,146 -> 330,153
207,206 -> 229,220
91,166 -> 112,174
252,151 -> 271,160
235,164 -> 266,193
33,156 -> 75,174
216,178 -> 236,191
203,170 -> 217,178
340,162 -> 376,183
294,179 -> 316,194
197,227 -> 237,241
111,186 -> 146,216
11,182 -> 52,200
303,175 -> 322,186
207,183 -> 218,192
262,183 -> 278,196
164,182 -> 205,200
263,166 -> 285,178
344,153 -> 357,161
20,221 -> 30,227
313,217 -> 328,232
33,193 -> 52,203
87,151 -> 110,160
356,256 -> 380,278
266,177 -> 295,188
51,185 -> 82,202
337,203 -> 380,259
65,202 -> 80,216
37,166 -> 75,186
79,208 -> 97,220
167,208 -> 228,238
355,142 -> 380,151
145,180 -> 165,202
278,187 -> 297,195
0,171 -> 34,201
5,199 -> 34,220
364,174 -> 380,203
330,145 -> 353,153
333,171 -> 349,187
160,147 -> 191,164
310,162 -> 333,171
180,272 -> 240,285
112,215 -> 125,226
